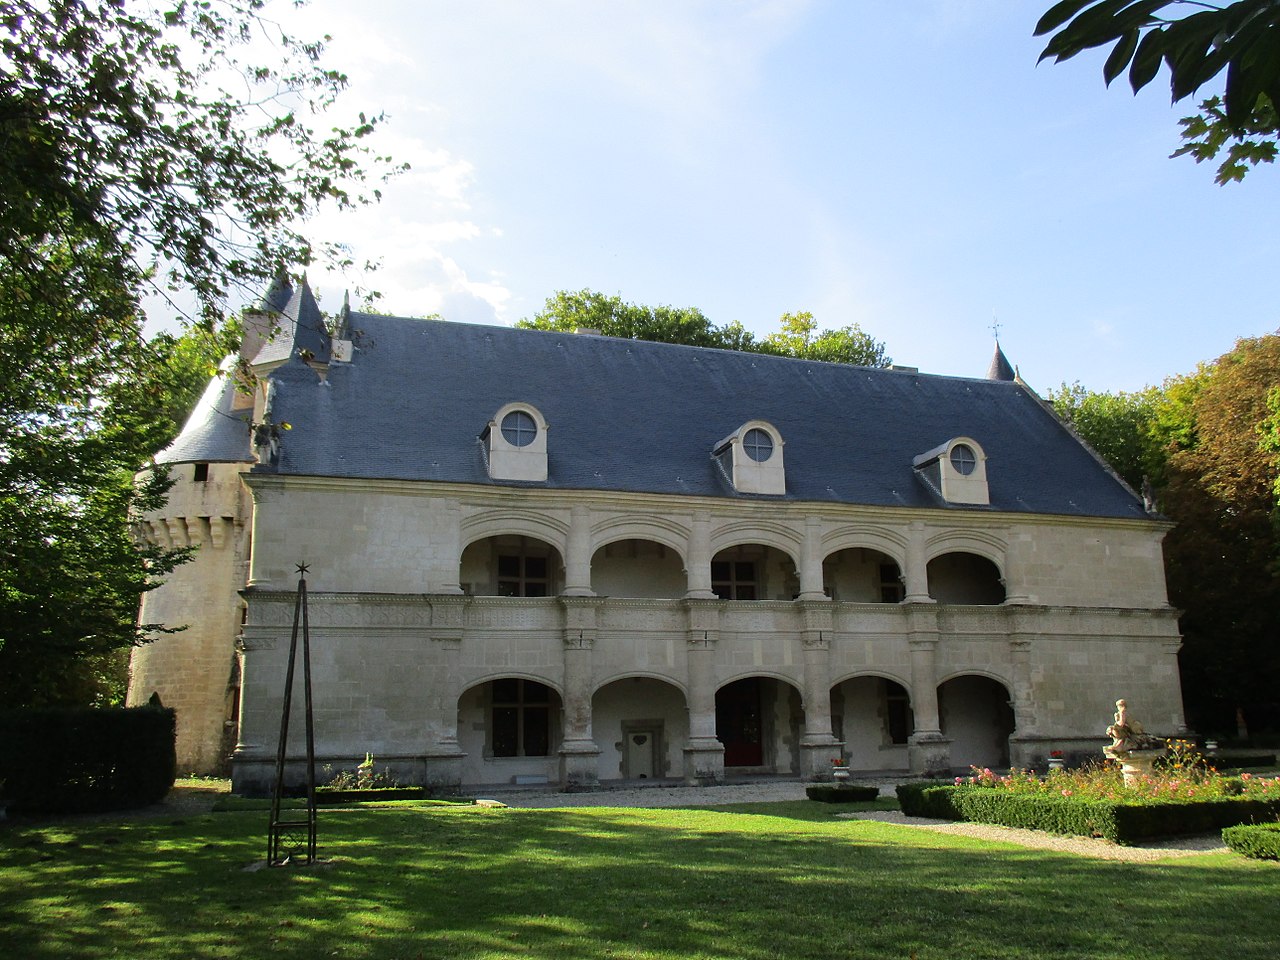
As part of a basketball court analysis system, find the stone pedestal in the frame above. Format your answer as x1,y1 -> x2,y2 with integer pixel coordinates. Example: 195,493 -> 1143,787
800,737 -> 844,781
559,739 -> 602,789
1106,747 -> 1164,786
908,733 -> 953,777
683,737 -> 725,785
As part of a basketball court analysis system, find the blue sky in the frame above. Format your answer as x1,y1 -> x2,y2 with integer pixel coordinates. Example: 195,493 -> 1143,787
254,0 -> 1280,395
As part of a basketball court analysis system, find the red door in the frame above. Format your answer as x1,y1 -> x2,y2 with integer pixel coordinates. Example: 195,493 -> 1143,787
717,678 -> 763,767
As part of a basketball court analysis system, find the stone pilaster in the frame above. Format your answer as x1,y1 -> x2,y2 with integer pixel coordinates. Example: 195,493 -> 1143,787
559,597 -> 601,787
797,515 -> 827,600
682,599 -> 724,783
905,603 -> 951,775
797,601 -> 840,779
424,595 -> 468,789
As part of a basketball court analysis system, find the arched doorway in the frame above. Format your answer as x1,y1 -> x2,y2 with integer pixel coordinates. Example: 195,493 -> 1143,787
715,676 -> 802,774
592,677 -> 687,781
938,674 -> 1015,770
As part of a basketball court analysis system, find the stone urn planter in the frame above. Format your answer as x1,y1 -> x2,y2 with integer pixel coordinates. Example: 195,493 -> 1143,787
1048,755 -> 1065,771
832,765 -> 851,782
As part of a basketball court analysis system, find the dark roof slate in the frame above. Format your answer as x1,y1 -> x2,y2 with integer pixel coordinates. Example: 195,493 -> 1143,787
155,358 -> 253,465
251,312 -> 1148,520
252,282 -> 331,366
988,341 -> 1016,381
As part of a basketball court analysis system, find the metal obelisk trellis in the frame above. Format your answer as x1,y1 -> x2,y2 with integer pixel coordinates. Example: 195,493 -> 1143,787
267,564 -> 318,866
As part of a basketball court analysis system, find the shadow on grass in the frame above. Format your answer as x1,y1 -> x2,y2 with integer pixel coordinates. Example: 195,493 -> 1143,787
1,804 -> 1277,960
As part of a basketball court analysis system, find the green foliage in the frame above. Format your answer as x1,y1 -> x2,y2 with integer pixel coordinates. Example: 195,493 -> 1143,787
519,290 -> 891,367
1049,381 -> 1163,488
894,781 -> 962,819
1049,335 -> 1280,734
1035,1 -> 1280,182
0,705 -> 176,813
1222,820 -> 1280,860
0,1 -> 391,707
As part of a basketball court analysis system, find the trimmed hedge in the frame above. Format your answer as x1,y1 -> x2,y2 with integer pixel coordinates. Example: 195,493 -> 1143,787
0,706 -> 176,814
1222,822 -> 1280,860
950,790 -> 1280,845
1212,753 -> 1277,770
805,784 -> 880,803
895,782 -> 961,820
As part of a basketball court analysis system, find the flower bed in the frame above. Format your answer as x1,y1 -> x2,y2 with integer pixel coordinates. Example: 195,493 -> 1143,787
895,750 -> 1280,845
314,786 -> 430,804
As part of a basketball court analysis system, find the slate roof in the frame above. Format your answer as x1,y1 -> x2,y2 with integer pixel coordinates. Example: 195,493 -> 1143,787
155,357 -> 254,465
251,282 -> 331,367
987,341 -> 1016,382
235,307 -> 1151,521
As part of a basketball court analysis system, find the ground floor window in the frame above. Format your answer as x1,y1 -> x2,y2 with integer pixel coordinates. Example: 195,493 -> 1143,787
491,679 -> 552,756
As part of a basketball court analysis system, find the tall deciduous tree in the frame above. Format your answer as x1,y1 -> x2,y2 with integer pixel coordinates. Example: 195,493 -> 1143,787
519,291 -> 891,367
0,0 -> 397,705
1035,0 -> 1280,182
1051,334 -> 1280,735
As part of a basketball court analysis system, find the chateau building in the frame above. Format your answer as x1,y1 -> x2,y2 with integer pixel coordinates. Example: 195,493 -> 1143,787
128,279 -> 1186,793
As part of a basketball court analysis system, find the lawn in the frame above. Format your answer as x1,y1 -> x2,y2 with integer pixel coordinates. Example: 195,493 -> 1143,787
1,797 -> 1277,960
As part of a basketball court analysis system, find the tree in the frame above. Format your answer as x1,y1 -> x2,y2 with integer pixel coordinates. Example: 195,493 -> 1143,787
0,1 -> 396,705
1050,335 -> 1280,736
761,311 -> 891,368
518,291 -> 891,367
1035,0 -> 1280,182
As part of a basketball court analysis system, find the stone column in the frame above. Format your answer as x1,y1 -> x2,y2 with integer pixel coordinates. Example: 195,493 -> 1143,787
797,601 -> 840,779
684,512 -> 717,599
797,515 -> 827,601
423,595 -> 467,790
902,520 -> 933,603
430,500 -> 464,595
562,504 -> 595,597
682,599 -> 724,783
905,604 -> 950,775
559,597 -> 601,787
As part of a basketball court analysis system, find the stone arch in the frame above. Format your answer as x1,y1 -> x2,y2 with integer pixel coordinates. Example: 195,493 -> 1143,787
822,546 -> 905,603
593,670 -> 687,697
592,675 -> 689,781
459,510 -> 569,556
819,525 -> 908,568
830,672 -> 914,772
709,519 -> 802,563
589,536 -> 687,599
937,673 -> 1015,770
456,674 -> 564,785
459,527 -> 566,598
590,515 -> 690,562
924,529 -> 1007,569
927,551 -> 1006,605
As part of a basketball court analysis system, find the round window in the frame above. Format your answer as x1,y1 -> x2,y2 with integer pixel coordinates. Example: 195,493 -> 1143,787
949,443 -> 977,476
500,410 -> 537,447
742,427 -> 774,462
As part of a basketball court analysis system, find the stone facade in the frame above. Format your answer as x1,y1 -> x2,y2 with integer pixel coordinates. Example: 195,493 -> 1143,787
128,282 -> 1186,789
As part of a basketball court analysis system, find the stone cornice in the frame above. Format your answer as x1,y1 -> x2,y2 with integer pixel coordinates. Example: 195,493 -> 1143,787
240,473 -> 1171,534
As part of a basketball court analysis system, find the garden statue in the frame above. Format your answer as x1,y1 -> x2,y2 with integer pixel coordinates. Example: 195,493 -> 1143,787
1104,699 -> 1166,785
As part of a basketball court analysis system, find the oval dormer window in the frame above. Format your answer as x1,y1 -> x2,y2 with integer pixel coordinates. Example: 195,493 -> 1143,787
949,443 -> 977,476
501,410 -> 538,447
742,427 -> 774,462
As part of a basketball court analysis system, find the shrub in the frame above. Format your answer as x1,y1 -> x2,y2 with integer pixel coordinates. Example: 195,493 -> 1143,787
1222,822 -> 1280,860
895,782 -> 962,820
0,706 -> 176,814
805,784 -> 880,803
314,787 -> 429,804
1212,753 -> 1277,770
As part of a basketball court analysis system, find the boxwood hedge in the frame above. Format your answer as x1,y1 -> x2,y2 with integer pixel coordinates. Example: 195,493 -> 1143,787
0,705 -> 176,814
805,784 -> 881,803
1222,822 -> 1280,860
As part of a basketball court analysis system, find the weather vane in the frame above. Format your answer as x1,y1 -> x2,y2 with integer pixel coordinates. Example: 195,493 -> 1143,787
991,314 -> 1002,340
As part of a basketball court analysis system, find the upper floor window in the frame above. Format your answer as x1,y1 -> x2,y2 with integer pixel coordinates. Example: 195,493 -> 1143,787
711,560 -> 757,600
498,553 -> 550,597
714,420 -> 785,495
485,403 -> 548,482
913,436 -> 990,506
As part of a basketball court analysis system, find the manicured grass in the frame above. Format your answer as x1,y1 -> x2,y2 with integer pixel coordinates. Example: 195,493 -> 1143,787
1,799 -> 1277,959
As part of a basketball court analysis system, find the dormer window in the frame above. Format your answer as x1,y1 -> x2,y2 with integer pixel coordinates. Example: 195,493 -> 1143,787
913,437 -> 990,505
485,403 -> 548,482
714,420 -> 785,495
